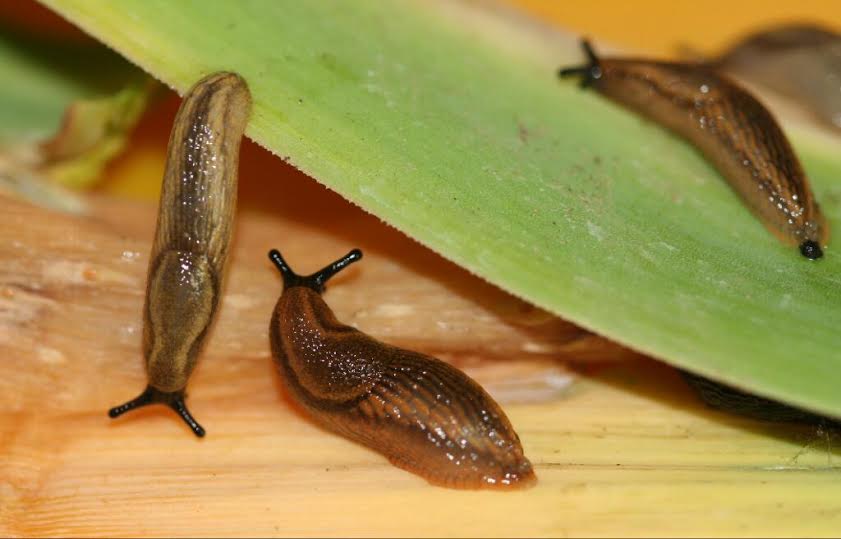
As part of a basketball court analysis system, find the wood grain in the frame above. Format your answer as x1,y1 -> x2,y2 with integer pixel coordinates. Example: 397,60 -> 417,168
2,193 -> 840,537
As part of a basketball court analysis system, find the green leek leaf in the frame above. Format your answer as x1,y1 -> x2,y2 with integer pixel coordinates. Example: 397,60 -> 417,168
38,0 -> 841,417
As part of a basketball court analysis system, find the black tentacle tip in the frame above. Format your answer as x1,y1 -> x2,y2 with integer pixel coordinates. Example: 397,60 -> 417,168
799,240 -> 823,260
108,385 -> 206,438
557,38 -> 602,89
269,247 -> 363,293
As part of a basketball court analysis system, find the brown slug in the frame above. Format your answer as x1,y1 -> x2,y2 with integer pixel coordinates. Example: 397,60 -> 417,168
267,248 -> 536,489
712,24 -> 841,132
108,72 -> 252,436
559,40 -> 828,259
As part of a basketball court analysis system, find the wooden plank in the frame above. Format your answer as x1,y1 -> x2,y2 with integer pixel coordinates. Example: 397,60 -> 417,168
1,191 -> 839,537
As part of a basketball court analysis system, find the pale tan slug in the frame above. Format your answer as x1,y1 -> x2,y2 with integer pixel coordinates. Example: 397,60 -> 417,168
267,248 -> 536,489
559,40 -> 829,259
713,24 -> 841,132
109,72 -> 251,436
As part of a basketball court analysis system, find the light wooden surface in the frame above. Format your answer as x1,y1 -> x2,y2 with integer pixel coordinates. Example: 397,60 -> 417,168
1,190 -> 841,537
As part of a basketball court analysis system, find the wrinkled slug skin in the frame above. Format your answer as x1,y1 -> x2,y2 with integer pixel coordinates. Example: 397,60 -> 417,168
561,43 -> 828,258
109,73 -> 251,436
145,73 -> 251,392
270,285 -> 535,490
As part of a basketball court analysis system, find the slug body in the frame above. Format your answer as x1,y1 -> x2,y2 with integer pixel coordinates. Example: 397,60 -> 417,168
559,40 -> 828,259
682,371 -> 840,427
109,73 -> 252,436
267,249 -> 535,489
713,24 -> 841,132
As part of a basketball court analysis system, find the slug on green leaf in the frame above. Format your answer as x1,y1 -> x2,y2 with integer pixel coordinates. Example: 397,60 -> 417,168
559,40 -> 828,259
108,72 -> 252,437
268,248 -> 536,489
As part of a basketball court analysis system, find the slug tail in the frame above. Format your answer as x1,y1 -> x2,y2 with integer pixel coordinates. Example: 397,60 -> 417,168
343,351 -> 535,489
108,385 -> 206,437
558,38 -> 603,88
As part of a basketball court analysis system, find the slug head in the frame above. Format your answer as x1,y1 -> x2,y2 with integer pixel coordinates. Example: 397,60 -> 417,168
108,385 -> 205,437
558,39 -> 603,88
268,248 -> 363,293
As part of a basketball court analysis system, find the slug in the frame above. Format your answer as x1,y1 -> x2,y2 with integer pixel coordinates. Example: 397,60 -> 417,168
267,248 -> 536,489
682,371 -> 840,427
712,24 -> 841,132
108,72 -> 252,437
559,40 -> 828,259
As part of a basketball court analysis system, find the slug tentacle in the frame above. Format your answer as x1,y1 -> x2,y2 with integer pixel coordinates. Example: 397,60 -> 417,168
558,38 -> 602,87
109,72 -> 251,436
558,39 -> 828,259
108,385 -> 206,437
268,248 -> 535,489
269,248 -> 362,292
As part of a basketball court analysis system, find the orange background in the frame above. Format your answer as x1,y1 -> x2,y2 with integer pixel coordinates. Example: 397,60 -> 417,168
515,0 -> 840,54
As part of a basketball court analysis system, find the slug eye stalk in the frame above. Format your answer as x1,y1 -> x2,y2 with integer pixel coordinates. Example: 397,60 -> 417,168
558,39 -> 602,88
108,385 -> 205,437
268,248 -> 363,292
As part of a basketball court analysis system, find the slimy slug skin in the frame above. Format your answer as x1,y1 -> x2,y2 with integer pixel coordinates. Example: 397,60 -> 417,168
560,40 -> 828,259
109,72 -> 252,436
268,248 -> 536,489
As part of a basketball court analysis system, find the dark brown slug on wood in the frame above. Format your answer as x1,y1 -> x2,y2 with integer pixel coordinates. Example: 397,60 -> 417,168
108,72 -> 252,436
267,248 -> 536,489
559,39 -> 828,259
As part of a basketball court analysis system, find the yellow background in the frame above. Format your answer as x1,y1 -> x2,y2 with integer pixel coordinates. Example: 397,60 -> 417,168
515,0 -> 840,54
